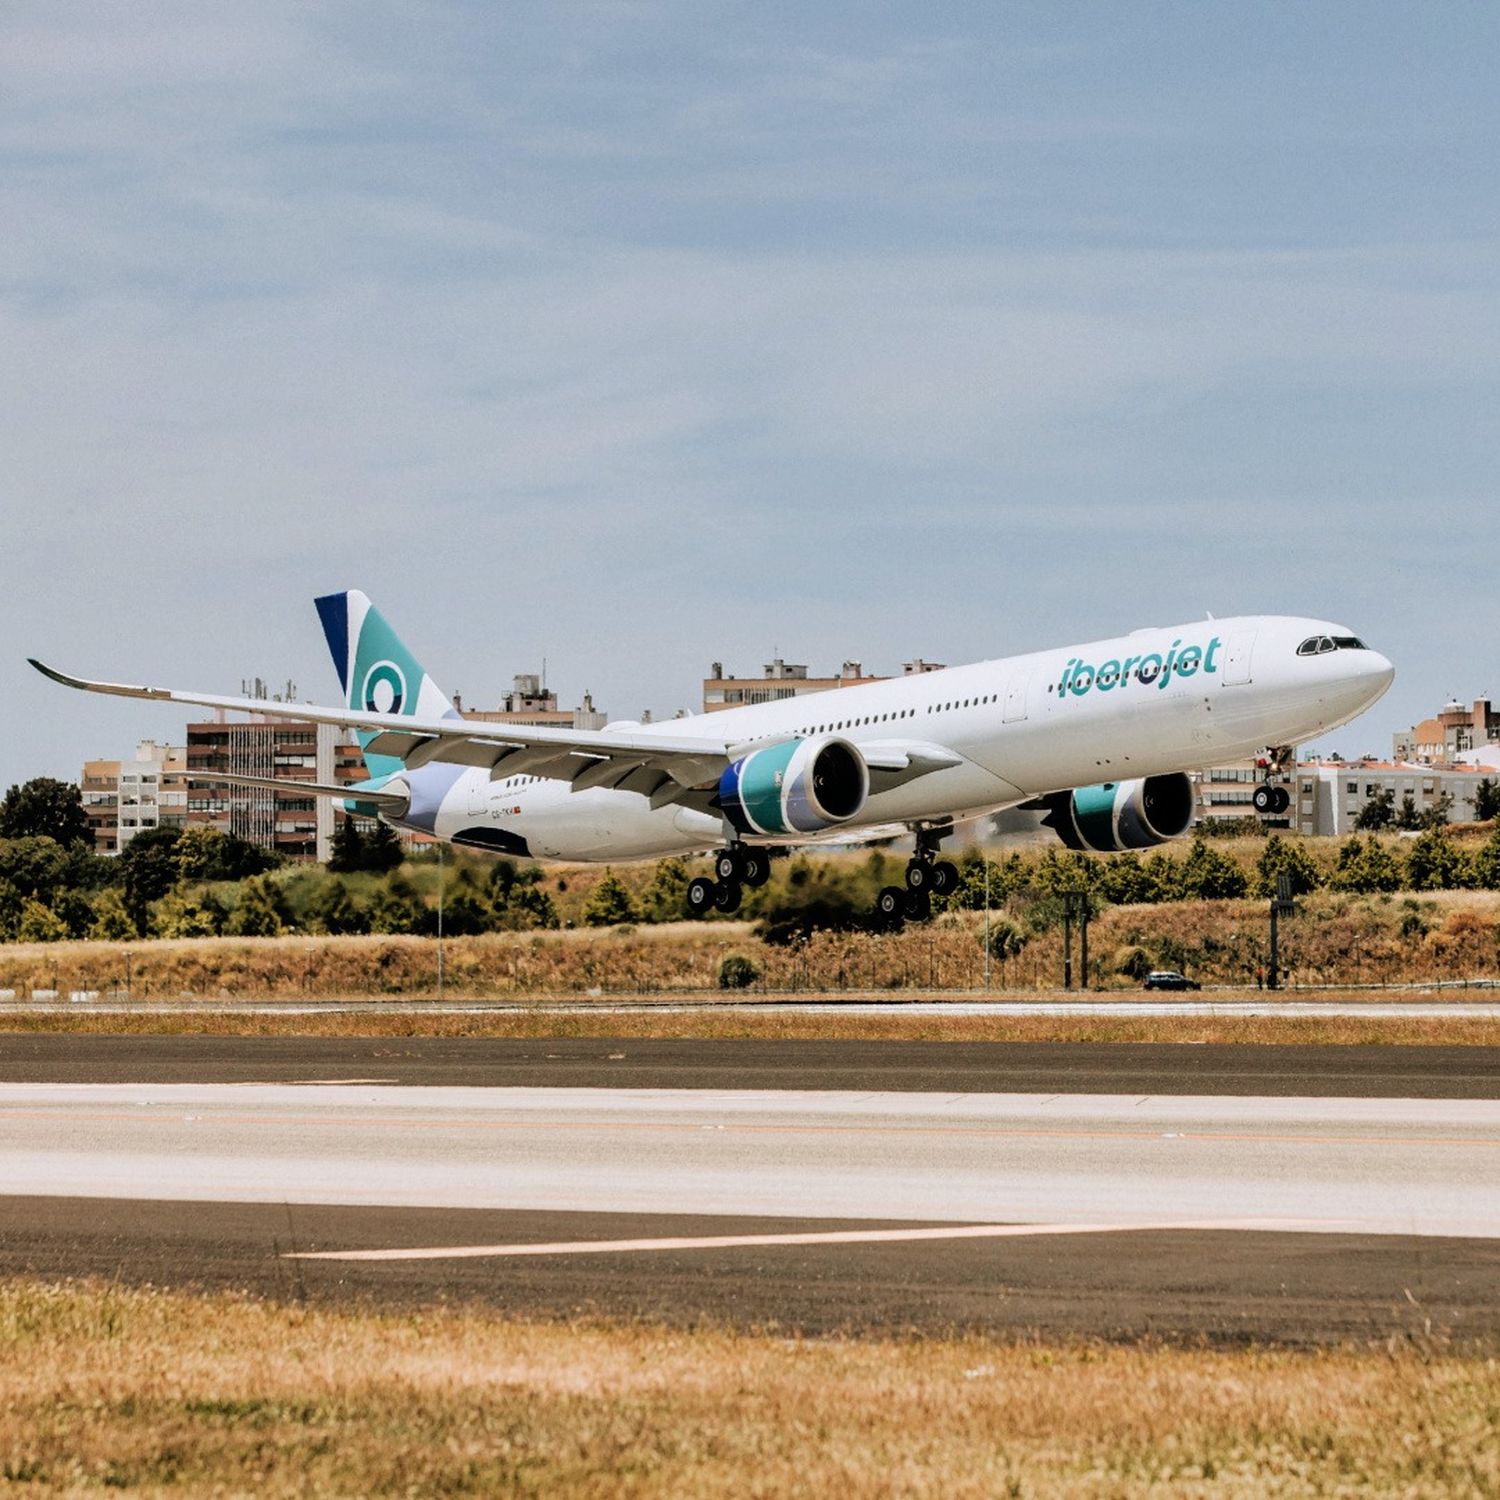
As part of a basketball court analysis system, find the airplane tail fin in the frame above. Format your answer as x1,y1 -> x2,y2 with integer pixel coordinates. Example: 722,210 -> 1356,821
314,590 -> 457,779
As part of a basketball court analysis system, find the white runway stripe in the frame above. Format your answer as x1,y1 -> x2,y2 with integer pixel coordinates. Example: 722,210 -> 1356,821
284,1217 -> 1358,1262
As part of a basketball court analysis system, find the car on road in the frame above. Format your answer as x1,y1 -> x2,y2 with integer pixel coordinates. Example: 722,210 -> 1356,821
1143,970 -> 1201,991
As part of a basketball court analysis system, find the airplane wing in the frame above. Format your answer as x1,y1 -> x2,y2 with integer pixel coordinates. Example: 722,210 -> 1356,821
30,660 -> 966,807
29,658 -> 734,803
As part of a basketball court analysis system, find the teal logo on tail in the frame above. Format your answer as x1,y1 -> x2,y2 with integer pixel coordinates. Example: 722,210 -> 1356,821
315,591 -> 456,782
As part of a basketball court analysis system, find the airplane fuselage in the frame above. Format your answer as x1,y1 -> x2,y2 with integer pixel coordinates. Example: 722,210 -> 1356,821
403,614 -> 1394,861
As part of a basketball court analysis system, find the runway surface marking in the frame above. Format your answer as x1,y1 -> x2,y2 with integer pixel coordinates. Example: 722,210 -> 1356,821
285,1217 -> 1358,1262
6,1083 -> 1497,1238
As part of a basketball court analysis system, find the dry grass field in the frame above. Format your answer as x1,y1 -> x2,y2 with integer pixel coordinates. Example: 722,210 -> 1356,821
1,1278 -> 1495,1498
1,888 -> 1498,1004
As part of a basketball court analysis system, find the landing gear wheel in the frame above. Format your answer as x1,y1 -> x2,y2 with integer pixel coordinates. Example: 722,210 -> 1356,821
903,889 -> 932,923
714,850 -> 740,884
1271,786 -> 1290,814
930,861 -> 959,896
713,880 -> 743,915
905,860 -> 932,892
876,886 -> 907,927
1253,785 -> 1275,814
739,850 -> 771,888
685,876 -> 717,917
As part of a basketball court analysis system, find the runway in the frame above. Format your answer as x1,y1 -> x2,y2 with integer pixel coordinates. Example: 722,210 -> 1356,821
3,1034 -> 1498,1096
2,1038 -> 1497,1342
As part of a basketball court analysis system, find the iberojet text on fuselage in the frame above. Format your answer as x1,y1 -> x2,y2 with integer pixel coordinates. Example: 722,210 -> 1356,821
1057,636 -> 1223,697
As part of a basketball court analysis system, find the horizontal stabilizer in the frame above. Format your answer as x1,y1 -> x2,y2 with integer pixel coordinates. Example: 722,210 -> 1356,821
186,770 -> 409,811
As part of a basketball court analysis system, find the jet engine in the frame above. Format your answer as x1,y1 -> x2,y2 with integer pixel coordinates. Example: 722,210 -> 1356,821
1042,772 -> 1195,853
717,736 -> 869,838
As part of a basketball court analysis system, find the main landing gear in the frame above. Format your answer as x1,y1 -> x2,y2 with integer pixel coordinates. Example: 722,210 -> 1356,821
876,831 -> 959,928
685,845 -> 773,917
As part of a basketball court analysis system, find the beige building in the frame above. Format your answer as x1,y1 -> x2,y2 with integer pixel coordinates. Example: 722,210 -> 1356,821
80,740 -> 190,854
1394,699 -> 1500,765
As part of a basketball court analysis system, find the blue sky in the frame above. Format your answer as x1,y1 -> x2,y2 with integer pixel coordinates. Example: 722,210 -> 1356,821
3,2 -> 1497,781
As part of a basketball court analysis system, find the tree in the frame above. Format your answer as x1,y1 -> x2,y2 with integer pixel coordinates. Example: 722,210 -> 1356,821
500,882 -> 559,930
327,817 -> 366,874
174,824 -> 281,881
440,870 -> 493,936
152,889 -> 226,939
584,868 -> 637,927
1095,853 -> 1166,905
1471,826 -> 1500,890
1329,835 -> 1404,893
310,880 -> 368,935
224,876 -> 287,937
362,821 -> 405,873
119,827 -> 184,932
1354,787 -> 1395,831
52,888 -> 96,940
1475,779 -> 1500,824
640,858 -> 690,922
1176,837 -> 1249,900
0,837 -> 70,902
366,876 -> 424,934
1253,834 -> 1321,898
1405,828 -> 1469,891
16,897 -> 67,943
0,778 -> 90,848
88,889 -> 137,941
1395,793 -> 1421,831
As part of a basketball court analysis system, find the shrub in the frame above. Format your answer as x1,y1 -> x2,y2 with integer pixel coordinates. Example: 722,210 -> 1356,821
224,877 -> 287,938
16,898 -> 66,943
152,889 -> 226,939
1254,834 -> 1321,898
88,889 -> 137,941
718,953 -> 760,989
583,869 -> 637,927
309,880 -> 368,936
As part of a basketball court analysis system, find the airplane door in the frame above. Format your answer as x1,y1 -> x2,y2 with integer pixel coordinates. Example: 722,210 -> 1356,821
1222,630 -> 1256,686
466,770 -> 487,817
1003,671 -> 1030,723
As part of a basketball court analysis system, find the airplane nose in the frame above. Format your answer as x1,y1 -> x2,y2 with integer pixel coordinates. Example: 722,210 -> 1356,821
1363,652 -> 1396,699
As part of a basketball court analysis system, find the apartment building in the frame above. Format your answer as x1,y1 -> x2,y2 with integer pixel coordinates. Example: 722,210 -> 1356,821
1393,699 -> 1500,765
79,740 -> 190,854
1292,761 -> 1496,836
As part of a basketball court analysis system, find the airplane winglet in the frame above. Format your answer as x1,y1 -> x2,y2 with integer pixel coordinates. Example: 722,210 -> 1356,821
28,659 -> 172,701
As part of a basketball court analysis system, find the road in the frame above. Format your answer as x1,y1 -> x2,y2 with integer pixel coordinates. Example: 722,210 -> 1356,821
0,1037 -> 1496,1344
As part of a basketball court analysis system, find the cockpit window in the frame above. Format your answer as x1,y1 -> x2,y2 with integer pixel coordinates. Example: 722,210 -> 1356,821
1298,634 -> 1368,656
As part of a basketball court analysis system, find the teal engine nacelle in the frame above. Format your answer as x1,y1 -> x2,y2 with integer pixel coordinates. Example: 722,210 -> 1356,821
717,736 -> 869,839
1042,773 -> 1195,852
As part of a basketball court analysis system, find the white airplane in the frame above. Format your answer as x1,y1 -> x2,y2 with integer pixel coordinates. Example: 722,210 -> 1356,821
31,591 -> 1394,923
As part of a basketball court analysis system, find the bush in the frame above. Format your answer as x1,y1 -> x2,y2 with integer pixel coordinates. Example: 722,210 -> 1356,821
88,890 -> 137,941
16,897 -> 66,943
583,869 -> 637,927
718,953 -> 760,989
224,876 -> 287,938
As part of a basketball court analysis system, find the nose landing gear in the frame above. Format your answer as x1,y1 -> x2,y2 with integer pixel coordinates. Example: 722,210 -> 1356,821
1254,745 -> 1295,816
